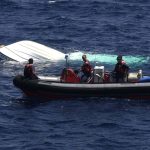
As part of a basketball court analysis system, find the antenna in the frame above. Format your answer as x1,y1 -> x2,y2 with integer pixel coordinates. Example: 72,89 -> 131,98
65,54 -> 69,68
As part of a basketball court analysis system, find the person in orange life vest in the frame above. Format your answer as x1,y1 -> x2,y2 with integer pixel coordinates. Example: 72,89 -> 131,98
80,54 -> 92,81
24,58 -> 38,79
114,55 -> 129,82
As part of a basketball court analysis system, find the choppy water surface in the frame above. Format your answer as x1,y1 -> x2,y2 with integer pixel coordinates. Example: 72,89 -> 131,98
0,0 -> 150,149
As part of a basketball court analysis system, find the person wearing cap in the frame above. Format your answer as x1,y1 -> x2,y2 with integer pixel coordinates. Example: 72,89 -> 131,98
80,54 -> 93,82
113,55 -> 129,82
24,58 -> 38,79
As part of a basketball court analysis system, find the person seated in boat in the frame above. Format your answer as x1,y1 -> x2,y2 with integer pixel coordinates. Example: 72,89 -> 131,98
113,55 -> 129,83
79,54 -> 93,82
24,58 -> 38,80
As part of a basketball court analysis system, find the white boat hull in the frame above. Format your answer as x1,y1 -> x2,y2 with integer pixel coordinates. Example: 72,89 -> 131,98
0,40 -> 65,62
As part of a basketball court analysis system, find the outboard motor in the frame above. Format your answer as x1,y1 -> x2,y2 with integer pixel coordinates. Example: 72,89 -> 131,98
60,68 -> 80,83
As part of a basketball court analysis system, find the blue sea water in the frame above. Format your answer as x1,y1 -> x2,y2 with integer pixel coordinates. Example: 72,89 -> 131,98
0,0 -> 150,149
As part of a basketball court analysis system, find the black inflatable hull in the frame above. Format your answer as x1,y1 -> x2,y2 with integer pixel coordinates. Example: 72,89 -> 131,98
13,75 -> 150,100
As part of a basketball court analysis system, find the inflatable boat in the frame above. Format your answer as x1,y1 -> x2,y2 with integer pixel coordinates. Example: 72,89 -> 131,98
13,66 -> 150,100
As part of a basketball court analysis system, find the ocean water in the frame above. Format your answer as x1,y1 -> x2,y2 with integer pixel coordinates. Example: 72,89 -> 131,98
0,0 -> 150,149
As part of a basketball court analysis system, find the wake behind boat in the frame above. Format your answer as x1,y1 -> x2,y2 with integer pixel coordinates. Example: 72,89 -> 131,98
13,66 -> 150,100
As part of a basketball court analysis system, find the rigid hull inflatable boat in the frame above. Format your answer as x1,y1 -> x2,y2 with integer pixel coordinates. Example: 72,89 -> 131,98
13,66 -> 150,100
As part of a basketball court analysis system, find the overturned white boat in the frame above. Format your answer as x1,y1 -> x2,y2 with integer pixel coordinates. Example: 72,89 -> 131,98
0,40 -> 65,62
0,40 -> 148,64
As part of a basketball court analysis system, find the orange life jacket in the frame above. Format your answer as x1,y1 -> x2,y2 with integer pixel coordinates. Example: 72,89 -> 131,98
115,60 -> 128,75
81,61 -> 92,75
60,68 -> 80,83
24,64 -> 34,79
